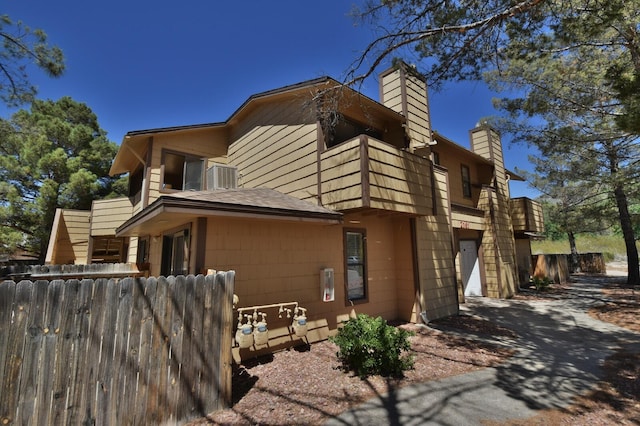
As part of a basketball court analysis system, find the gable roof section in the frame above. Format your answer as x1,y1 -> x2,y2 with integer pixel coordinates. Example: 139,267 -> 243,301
432,131 -> 525,181
110,76 -> 405,176
115,188 -> 342,237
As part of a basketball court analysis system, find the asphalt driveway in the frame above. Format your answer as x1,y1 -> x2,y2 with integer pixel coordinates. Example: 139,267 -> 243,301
325,275 -> 640,425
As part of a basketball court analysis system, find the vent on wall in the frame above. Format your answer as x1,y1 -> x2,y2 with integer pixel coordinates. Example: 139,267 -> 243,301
206,164 -> 238,190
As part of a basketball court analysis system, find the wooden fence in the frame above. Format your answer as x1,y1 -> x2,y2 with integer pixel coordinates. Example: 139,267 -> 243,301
0,271 -> 235,425
532,253 -> 607,284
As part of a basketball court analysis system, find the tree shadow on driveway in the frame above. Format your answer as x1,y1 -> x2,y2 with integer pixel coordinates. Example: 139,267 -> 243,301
326,274 -> 640,425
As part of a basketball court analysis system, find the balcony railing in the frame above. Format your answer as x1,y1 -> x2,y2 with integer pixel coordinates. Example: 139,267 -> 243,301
320,136 -> 432,216
510,197 -> 544,234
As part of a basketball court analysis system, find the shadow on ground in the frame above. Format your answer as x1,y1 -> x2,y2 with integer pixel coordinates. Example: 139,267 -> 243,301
325,273 -> 640,426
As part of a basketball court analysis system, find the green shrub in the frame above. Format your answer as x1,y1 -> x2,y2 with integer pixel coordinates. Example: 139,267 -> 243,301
531,276 -> 552,291
330,314 -> 414,378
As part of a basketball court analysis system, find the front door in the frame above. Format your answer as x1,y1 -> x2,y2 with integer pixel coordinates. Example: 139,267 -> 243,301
460,240 -> 482,296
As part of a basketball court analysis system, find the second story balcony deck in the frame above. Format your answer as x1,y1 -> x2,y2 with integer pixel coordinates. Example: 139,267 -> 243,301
510,197 -> 544,235
320,136 -> 432,216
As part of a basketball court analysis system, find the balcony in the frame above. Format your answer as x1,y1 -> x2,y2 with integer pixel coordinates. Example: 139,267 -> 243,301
510,197 -> 544,234
320,136 -> 432,216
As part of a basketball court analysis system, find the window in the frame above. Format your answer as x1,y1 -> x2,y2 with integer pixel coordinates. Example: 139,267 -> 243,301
161,227 -> 190,276
344,229 -> 367,302
136,237 -> 149,265
432,151 -> 440,165
461,165 -> 472,198
162,151 -> 205,191
129,164 -> 144,197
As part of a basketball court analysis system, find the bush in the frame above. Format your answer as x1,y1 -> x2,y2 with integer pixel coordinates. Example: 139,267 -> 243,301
330,314 -> 414,378
531,276 -> 552,291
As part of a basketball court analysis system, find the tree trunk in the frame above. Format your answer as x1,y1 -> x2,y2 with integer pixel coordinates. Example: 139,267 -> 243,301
568,231 -> 580,273
613,185 -> 640,285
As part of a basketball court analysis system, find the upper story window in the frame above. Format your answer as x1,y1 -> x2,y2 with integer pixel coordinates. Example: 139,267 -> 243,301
461,164 -> 472,198
432,151 -> 440,165
162,150 -> 205,191
128,164 -> 144,197
325,115 -> 382,148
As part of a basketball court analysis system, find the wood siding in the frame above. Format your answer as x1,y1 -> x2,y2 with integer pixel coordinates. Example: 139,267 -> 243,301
321,137 -> 432,215
321,138 -> 363,210
451,204 -> 485,231
48,210 -> 90,265
147,128 -> 229,205
510,197 -> 544,233
478,186 -> 518,298
90,197 -> 134,236
228,101 -> 319,203
414,167 -> 459,320
380,66 -> 432,147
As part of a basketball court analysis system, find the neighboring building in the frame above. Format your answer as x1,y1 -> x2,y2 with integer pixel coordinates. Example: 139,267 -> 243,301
46,62 -> 543,353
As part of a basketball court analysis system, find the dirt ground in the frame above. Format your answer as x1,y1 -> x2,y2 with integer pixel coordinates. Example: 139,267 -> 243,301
188,268 -> 640,425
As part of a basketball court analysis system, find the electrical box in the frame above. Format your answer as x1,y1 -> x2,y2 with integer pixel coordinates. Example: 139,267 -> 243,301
320,268 -> 335,302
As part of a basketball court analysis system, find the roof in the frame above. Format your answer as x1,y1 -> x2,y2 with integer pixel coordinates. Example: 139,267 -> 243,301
115,187 -> 343,237
432,131 -> 525,181
110,76 -> 404,176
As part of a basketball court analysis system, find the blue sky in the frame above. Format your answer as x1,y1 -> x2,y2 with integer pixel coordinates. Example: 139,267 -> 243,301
5,0 -> 537,197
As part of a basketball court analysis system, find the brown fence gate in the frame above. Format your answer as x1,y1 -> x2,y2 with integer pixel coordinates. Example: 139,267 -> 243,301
0,271 -> 235,425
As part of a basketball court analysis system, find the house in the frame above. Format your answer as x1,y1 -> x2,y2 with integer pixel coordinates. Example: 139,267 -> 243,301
46,62 -> 543,354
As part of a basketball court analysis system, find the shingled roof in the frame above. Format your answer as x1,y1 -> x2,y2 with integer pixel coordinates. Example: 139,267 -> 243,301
115,188 -> 342,236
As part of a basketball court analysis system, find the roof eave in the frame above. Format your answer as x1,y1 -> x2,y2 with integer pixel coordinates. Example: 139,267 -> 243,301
115,195 -> 342,237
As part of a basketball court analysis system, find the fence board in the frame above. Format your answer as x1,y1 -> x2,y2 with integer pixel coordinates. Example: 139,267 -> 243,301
50,279 -> 80,425
68,278 -> 94,425
0,280 -> 29,425
0,271 -> 235,425
81,277 -> 107,424
147,275 -> 172,424
16,279 -> 48,424
167,275 -> 186,423
108,277 -> 133,426
200,274 -> 216,407
0,280 -> 16,401
178,274 -> 198,419
220,271 -> 235,406
133,277 -> 157,424
34,279 -> 64,424
95,278 -> 119,424
118,277 -> 144,424
189,274 -> 207,417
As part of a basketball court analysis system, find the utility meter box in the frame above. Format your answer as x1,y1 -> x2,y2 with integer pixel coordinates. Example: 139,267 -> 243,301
321,268 -> 335,302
